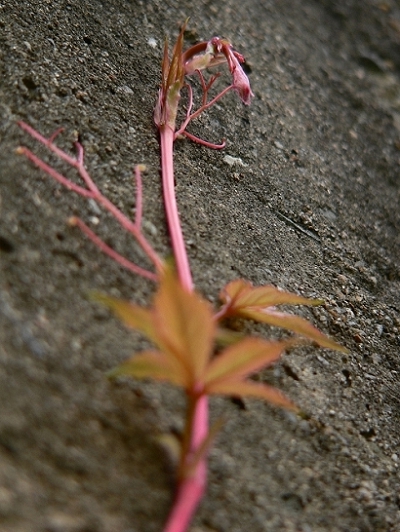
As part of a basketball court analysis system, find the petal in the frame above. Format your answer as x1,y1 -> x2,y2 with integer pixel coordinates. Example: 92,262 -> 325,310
227,50 -> 254,105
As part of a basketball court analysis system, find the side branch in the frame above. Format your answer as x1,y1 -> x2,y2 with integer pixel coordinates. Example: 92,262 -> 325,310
69,217 -> 157,281
17,122 -> 164,277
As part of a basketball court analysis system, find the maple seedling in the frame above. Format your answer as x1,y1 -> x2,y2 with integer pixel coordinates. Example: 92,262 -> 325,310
17,22 -> 346,532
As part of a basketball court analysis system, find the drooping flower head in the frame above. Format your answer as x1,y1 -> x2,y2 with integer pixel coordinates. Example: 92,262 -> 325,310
183,36 -> 254,105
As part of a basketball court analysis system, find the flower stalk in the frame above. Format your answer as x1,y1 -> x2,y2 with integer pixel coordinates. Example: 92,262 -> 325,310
159,124 -> 193,292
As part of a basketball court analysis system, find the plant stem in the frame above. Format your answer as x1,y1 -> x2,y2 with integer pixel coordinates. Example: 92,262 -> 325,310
160,125 -> 193,292
159,124 -> 210,531
69,217 -> 157,281
163,395 -> 208,532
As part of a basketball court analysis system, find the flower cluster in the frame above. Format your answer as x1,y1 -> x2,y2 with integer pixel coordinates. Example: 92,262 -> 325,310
155,27 -> 253,131
183,36 -> 254,105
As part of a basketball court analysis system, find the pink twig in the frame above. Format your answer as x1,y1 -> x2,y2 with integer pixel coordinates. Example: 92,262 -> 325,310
188,84 -> 233,122
134,165 -> 145,229
91,191 -> 162,273
174,82 -> 231,148
69,217 -> 157,281
196,70 -> 221,107
18,121 -> 83,169
17,146 -> 93,198
17,122 -> 164,275
180,130 -> 226,150
174,83 -> 194,140
164,395 -> 208,532
48,127 -> 64,143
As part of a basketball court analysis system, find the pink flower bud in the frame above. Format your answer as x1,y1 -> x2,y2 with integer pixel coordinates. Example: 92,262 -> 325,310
209,38 -> 254,105
230,52 -> 254,105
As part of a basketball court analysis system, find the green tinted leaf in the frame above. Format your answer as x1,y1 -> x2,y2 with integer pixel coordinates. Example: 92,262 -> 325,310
214,327 -> 245,347
206,379 -> 298,411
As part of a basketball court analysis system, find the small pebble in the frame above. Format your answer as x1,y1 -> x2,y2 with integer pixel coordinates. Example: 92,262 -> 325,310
223,154 -> 247,167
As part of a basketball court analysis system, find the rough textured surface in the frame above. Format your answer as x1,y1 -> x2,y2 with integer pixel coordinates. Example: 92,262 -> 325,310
1,1 -> 400,531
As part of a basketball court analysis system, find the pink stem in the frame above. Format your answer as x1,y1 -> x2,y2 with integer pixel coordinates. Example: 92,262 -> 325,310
69,217 -> 157,281
181,131 -> 226,150
159,125 -> 193,292
163,395 -> 208,532
17,124 -> 163,274
134,165 -> 144,229
159,52 -> 239,532
188,84 -> 233,122
160,125 -> 210,532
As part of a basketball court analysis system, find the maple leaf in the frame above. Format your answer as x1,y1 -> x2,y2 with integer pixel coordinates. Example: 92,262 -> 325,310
95,269 -> 297,410
218,279 -> 347,352
94,267 -> 215,389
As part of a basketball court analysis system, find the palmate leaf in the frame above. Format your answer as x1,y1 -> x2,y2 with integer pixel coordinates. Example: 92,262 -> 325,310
219,279 -> 347,352
96,270 -> 345,414
154,267 -> 215,384
95,267 -> 216,390
239,307 -> 345,351
203,337 -> 298,411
